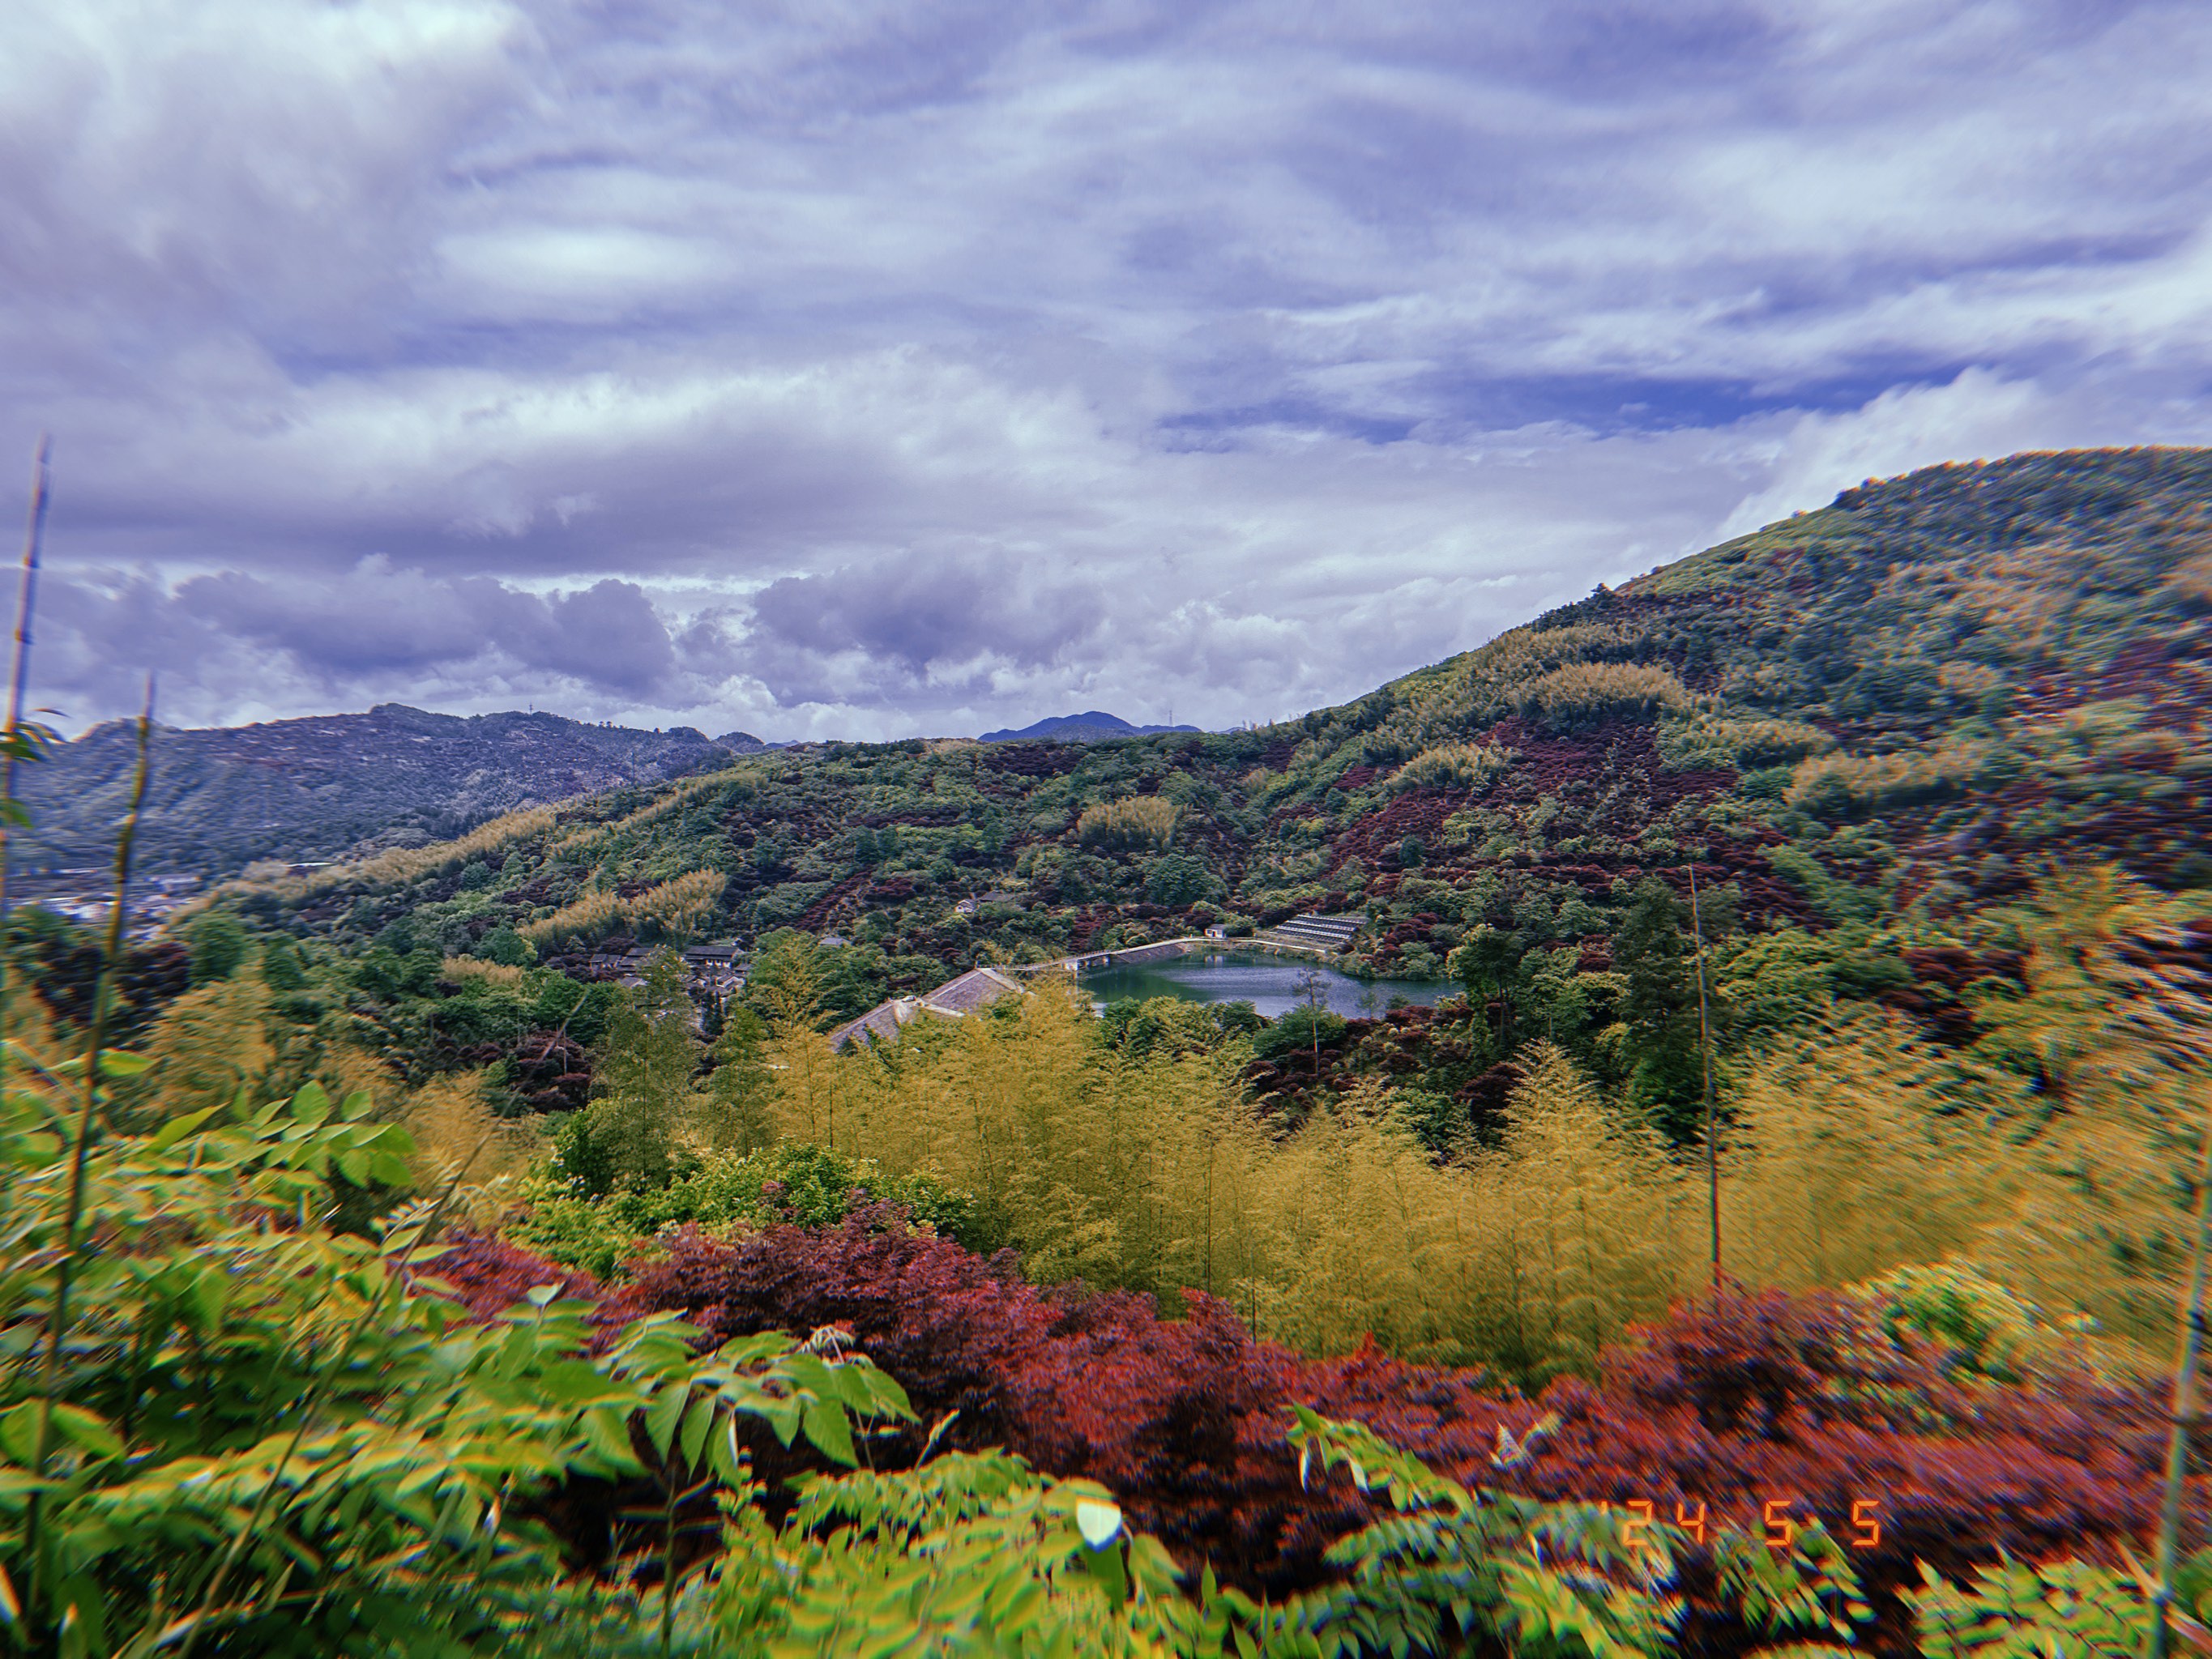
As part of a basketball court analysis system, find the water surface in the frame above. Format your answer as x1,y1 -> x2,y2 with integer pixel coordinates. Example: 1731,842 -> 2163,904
1079,949 -> 1456,1020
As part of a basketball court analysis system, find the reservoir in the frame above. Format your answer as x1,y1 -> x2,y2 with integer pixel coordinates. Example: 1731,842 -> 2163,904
1079,949 -> 1458,1021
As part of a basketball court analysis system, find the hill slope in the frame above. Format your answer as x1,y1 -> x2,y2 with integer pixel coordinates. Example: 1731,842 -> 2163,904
209,444 -> 2211,1000
21,703 -> 766,880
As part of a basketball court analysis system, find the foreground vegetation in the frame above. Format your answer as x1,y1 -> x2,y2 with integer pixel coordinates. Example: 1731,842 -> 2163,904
6,1006 -> 2210,1657
6,854 -> 2206,1653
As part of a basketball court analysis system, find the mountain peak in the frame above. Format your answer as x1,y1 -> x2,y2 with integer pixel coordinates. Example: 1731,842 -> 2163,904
977,711 -> 1202,744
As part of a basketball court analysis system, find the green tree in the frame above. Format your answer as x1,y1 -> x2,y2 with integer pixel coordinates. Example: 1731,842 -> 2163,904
706,1004 -> 777,1154
186,909 -> 250,986
1099,995 -> 1226,1060
818,941 -> 890,1021
259,935 -> 308,992
745,929 -> 828,1029
561,948 -> 701,1194
1612,877 -> 1732,1144
1255,969 -> 1347,1072
1141,851 -> 1217,910
1449,924 -> 1525,1057
480,924 -> 532,966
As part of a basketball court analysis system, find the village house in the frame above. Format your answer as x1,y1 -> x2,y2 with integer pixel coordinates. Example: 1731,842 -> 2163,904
828,963 -> 1027,1052
583,940 -> 747,1000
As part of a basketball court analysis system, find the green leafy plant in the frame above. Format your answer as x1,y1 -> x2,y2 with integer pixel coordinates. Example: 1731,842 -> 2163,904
1904,1553 -> 2208,1657
1272,1407 -> 1873,1658
0,1049 -> 917,1657
513,1141 -> 989,1277
708,1448 -> 1194,1657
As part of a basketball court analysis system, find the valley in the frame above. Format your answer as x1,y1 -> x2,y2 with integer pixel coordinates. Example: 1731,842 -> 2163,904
161,447 -> 2210,1140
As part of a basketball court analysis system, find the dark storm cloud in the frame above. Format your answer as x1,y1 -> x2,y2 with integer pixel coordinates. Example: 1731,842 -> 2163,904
6,0 -> 2212,738
751,554 -> 1103,680
33,562 -> 703,727
177,565 -> 677,695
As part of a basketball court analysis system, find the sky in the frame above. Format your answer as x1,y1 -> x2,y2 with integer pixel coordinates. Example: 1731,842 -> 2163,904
6,0 -> 2212,741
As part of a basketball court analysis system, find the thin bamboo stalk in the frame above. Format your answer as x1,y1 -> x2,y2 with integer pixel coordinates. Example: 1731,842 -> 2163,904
2150,1107 -> 2212,1659
2150,1042 -> 2212,1658
23,677 -> 151,1622
1689,863 -> 1720,1296
0,433 -> 50,928
0,437 -> 52,1141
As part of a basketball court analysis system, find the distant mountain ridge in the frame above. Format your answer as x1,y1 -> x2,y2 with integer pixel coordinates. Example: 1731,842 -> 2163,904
19,704 -> 769,880
978,710 -> 1203,743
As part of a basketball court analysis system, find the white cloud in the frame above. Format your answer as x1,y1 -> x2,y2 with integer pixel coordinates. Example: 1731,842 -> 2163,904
1713,366 -> 2212,542
5,0 -> 2212,739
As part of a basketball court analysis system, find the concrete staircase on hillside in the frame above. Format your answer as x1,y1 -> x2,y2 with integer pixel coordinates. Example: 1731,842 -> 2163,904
1253,913 -> 1364,955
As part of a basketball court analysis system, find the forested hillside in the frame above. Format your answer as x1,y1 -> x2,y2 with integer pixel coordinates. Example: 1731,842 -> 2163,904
9,447 -> 2210,1654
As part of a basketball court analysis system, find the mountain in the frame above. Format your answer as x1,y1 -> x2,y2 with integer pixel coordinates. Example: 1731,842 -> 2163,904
18,704 -> 767,881
977,711 -> 1203,743
203,446 -> 2211,1033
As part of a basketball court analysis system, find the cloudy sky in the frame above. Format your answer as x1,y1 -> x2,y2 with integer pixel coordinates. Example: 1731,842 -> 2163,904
6,1 -> 2211,740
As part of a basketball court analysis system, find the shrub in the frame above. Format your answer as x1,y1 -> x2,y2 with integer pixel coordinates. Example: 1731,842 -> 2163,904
1514,663 -> 1691,731
631,868 -> 728,943
1389,742 -> 1515,794
1076,795 -> 1180,851
1847,1259 -> 2094,1385
399,1068 -> 544,1222
423,1226 -> 607,1321
0,1050 -> 1923,1659
0,1064 -> 919,1656
455,1203 -> 2206,1640
1786,739 -> 1989,817
224,805 -> 558,902
521,888 -> 625,949
439,954 -> 528,987
2169,548 -> 2212,609
1900,1552 -> 2212,1655
1659,712 -> 1836,770
590,1209 -> 1381,1591
1497,1287 -> 2186,1653
511,1143 -> 991,1277
133,969 -> 276,1115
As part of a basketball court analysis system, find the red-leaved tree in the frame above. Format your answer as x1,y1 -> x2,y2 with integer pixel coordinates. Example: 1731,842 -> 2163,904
431,1209 -> 2204,1653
